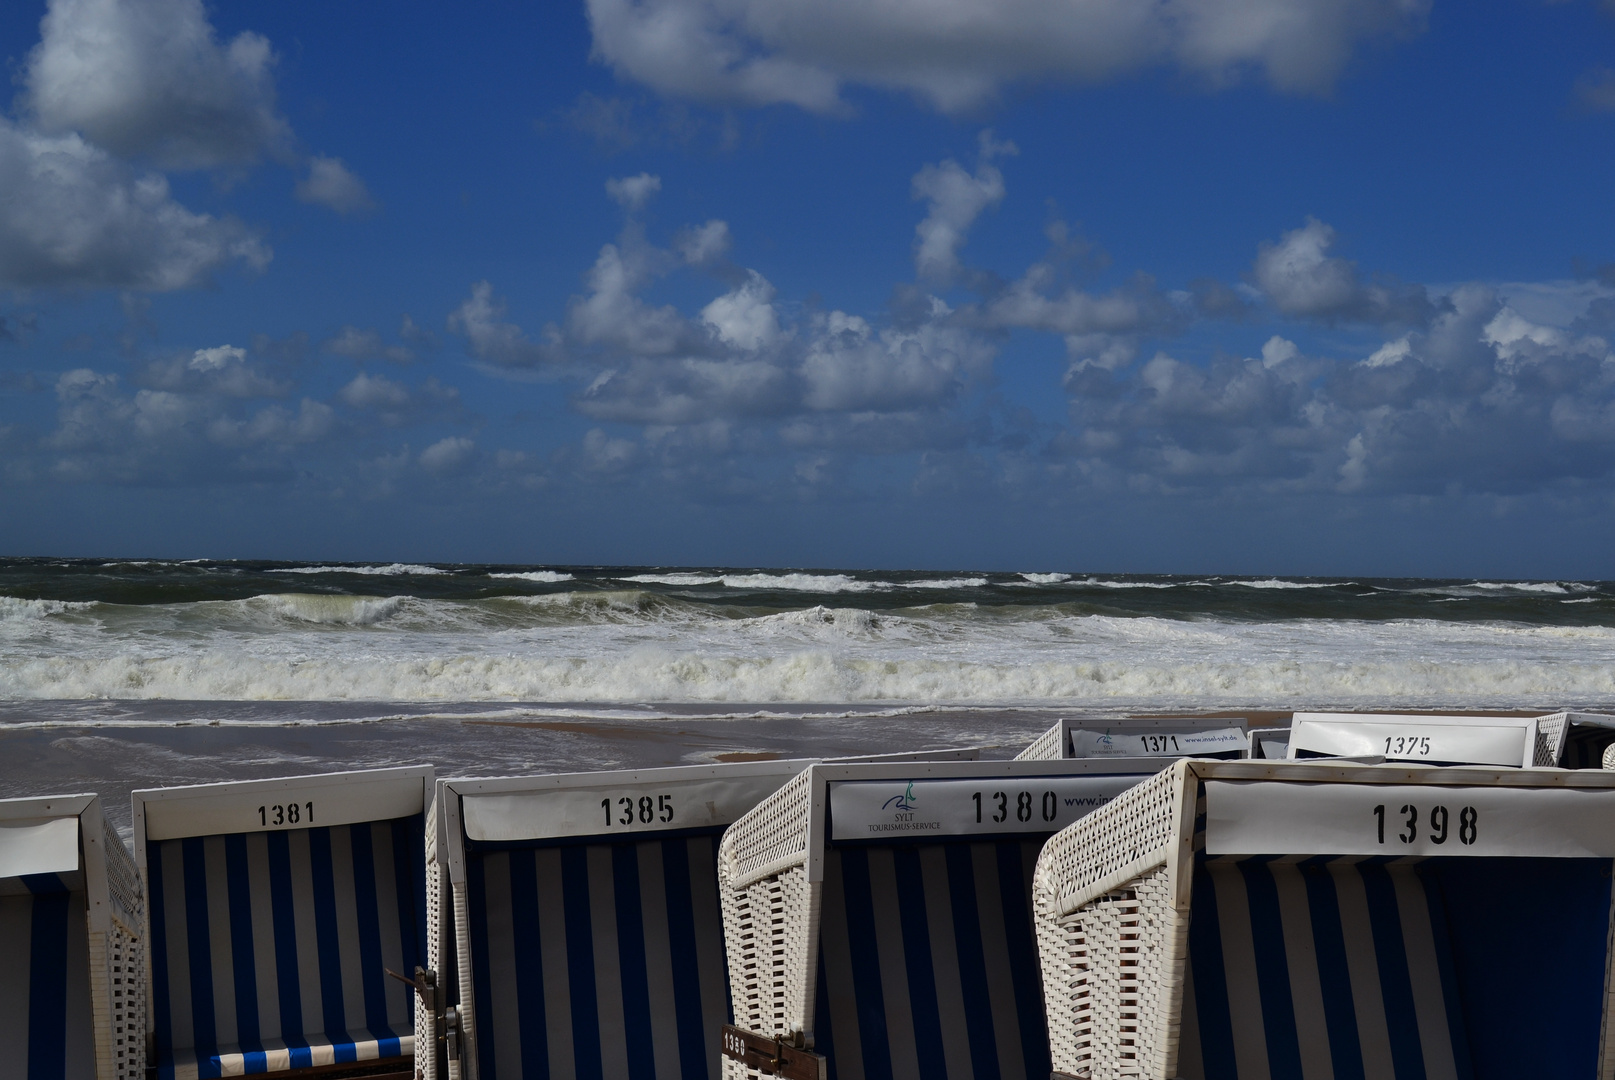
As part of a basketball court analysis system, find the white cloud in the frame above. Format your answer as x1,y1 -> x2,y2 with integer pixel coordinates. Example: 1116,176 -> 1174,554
701,271 -> 781,350
1252,217 -> 1430,323
676,220 -> 732,265
911,133 -> 1013,283
606,172 -> 662,211
23,0 -> 292,170
0,118 -> 269,290
420,436 -> 475,475
295,156 -> 376,215
339,373 -> 411,410
585,0 -> 1429,114
189,345 -> 246,371
448,282 -> 557,367
323,326 -> 415,363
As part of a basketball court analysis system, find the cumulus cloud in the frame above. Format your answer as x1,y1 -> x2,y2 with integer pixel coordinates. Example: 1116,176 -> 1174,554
911,132 -> 1013,283
0,118 -> 270,290
323,326 -> 415,363
585,0 -> 1430,114
23,0 -> 292,170
1252,217 -> 1431,324
419,436 -> 475,475
295,157 -> 377,214
606,172 -> 663,211
448,282 -> 559,367
339,373 -> 411,410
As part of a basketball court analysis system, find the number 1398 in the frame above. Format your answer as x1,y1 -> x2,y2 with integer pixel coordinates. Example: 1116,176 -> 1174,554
1373,803 -> 1477,845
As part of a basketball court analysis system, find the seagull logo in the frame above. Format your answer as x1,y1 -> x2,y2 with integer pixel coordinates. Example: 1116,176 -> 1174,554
882,781 -> 917,812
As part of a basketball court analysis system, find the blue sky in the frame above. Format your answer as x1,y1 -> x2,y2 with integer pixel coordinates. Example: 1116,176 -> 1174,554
3,0 -> 1615,576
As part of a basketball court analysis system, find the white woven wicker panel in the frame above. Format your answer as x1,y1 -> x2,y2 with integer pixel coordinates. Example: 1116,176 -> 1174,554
422,849 -> 443,1080
1536,713 -> 1569,766
1046,764 -> 1182,918
725,768 -> 814,887
718,851 -> 820,1079
1015,722 -> 1067,761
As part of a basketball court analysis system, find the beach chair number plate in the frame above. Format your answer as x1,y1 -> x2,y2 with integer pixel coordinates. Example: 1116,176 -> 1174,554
829,775 -> 1147,839
1206,780 -> 1615,857
1070,727 -> 1247,758
720,1025 -> 826,1079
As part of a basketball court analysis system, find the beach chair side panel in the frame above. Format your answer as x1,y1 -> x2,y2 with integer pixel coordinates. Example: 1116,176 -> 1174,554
1014,723 -> 1068,761
90,807 -> 148,1080
1034,765 -> 1190,1080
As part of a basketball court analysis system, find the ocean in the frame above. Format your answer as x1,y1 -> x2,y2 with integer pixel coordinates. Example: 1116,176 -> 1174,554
3,557 -> 1612,833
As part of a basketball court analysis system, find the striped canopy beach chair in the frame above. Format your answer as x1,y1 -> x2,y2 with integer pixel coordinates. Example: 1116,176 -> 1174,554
132,766 -> 434,1080
715,757 -> 1169,1080
1033,758 -> 1615,1080
1285,712 -> 1547,767
0,792 -> 145,1080
427,760 -> 833,1080
1016,719 -> 1251,762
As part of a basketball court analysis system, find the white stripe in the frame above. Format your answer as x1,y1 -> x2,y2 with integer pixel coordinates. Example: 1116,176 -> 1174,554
635,841 -> 682,1080
245,834 -> 282,1044
972,843 -> 1029,1080
203,835 -> 239,1051
1269,862 -> 1334,1080
534,847 -> 576,1080
917,846 -> 975,1080
482,852 -> 522,1080
587,845 -> 631,1080
285,829 -> 326,1042
685,835 -> 730,1080
161,840 -> 197,1055
865,847 -> 921,1080
1390,864 -> 1459,1080
819,849 -> 866,1080
1208,860 -> 1270,1080
328,826 -> 369,1035
1327,860 -> 1395,1080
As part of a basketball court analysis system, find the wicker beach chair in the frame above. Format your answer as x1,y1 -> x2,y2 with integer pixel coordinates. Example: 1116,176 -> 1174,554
132,766 -> 434,1080
1534,710 -> 1615,768
425,759 -> 839,1080
1016,719 -> 1251,762
0,792 -> 144,1080
1033,757 -> 1615,1079
715,756 -> 1170,1080
1245,727 -> 1290,760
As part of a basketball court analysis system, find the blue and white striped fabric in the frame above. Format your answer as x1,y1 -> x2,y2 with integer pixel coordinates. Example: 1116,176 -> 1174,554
0,875 -> 95,1080
811,839 -> 1050,1080
1178,854 -> 1613,1080
147,816 -> 426,1080
465,834 -> 731,1080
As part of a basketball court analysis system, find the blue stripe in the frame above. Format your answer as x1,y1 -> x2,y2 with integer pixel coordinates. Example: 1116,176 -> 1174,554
266,830 -> 311,1069
348,823 -> 395,1042
560,846 -> 603,1080
661,838 -> 709,1080
1415,866 -> 1474,1080
223,835 -> 265,1071
838,846 -> 895,1080
25,889 -> 69,1080
814,949 -> 840,1080
391,817 -> 424,982
148,843 -> 176,1078
996,839 -> 1051,1080
1187,860 -> 1237,1080
891,846 -> 947,1079
1238,858 -> 1303,1080
1299,858 -> 1364,1080
943,843 -> 1000,1079
466,852 -> 500,1080
1358,860 -> 1426,1080
614,844 -> 657,1080
508,850 -> 553,1080
181,837 -> 220,1078
307,827 -> 353,1059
